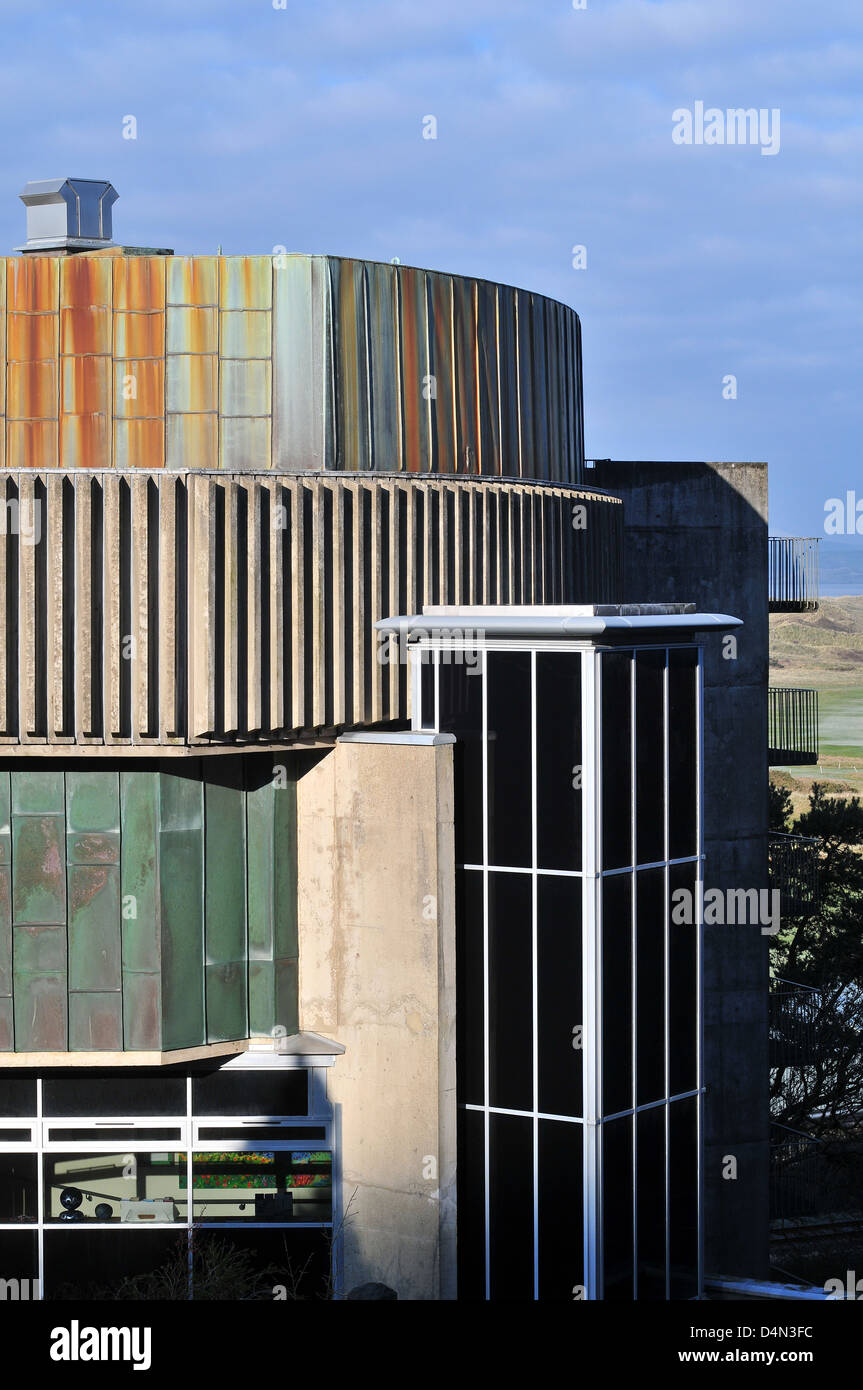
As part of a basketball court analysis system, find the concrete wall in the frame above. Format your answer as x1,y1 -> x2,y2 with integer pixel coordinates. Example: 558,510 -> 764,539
296,737 -> 457,1300
592,460 -> 770,1281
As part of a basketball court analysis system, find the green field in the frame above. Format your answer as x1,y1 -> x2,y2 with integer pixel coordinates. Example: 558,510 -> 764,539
770,600 -> 863,813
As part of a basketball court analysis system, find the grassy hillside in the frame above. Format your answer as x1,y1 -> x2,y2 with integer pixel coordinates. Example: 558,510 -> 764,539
770,597 -> 863,815
770,596 -> 863,689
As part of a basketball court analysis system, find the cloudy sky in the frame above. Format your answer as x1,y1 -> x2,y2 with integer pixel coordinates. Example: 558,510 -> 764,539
0,0 -> 859,535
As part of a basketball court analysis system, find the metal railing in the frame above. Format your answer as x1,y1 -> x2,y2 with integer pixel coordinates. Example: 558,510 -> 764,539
770,1123 -> 823,1221
769,687 -> 819,764
768,835 -> 821,916
769,537 -> 820,612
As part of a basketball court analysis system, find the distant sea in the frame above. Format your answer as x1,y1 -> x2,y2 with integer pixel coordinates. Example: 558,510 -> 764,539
817,538 -> 863,597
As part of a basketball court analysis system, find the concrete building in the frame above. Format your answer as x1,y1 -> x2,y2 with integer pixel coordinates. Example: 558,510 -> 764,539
0,180 -> 810,1299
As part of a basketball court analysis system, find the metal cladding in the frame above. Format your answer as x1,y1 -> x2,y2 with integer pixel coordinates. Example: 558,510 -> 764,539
0,252 -> 584,480
0,759 -> 298,1052
0,470 -> 620,749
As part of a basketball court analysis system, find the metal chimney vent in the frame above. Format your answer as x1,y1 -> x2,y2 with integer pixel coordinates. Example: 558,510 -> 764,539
17,178 -> 118,252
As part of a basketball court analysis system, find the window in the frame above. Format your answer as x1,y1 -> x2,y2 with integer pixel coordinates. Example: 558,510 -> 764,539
0,1066 -> 334,1299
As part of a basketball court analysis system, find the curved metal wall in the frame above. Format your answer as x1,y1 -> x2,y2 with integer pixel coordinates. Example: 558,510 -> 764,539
0,471 -> 619,748
0,253 -> 584,482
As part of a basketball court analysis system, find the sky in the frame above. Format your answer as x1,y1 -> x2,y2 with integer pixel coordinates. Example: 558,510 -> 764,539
0,0 -> 860,537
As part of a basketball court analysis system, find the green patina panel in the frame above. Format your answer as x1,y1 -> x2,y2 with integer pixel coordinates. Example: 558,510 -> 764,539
0,756 -> 299,1052
120,772 -> 159,976
0,774 -> 9,1002
274,957 -> 299,1037
122,970 -> 161,1051
206,961 -> 248,1042
68,866 -> 122,992
12,814 -> 66,926
204,759 -> 246,966
69,991 -> 123,1051
246,770 -> 275,960
159,767 -> 205,1050
0,866 -> 11,998
13,924 -> 67,973
14,973 -> 66,1050
273,774 -> 298,961
11,770 -> 64,815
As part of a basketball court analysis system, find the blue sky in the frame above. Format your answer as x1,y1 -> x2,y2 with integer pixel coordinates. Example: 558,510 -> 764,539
0,0 -> 860,536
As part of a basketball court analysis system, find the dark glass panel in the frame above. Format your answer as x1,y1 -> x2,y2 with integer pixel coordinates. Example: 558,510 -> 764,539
438,660 -> 483,865
192,1070 -> 308,1117
601,1116 -> 634,1300
196,1126 -> 325,1142
537,875 -> 582,1119
457,1106 -> 486,1301
636,1105 -> 667,1299
602,873 -> 632,1117
48,1128 -> 182,1143
456,869 -> 485,1107
486,651 -> 532,869
636,868 -> 666,1106
536,652 -> 582,871
669,862 -> 698,1098
43,1074 -> 186,1118
43,1229 -> 182,1299
668,648 -> 698,860
419,648 -> 436,729
0,1231 -> 38,1291
601,651 -> 633,870
538,1119 -> 583,1300
0,1153 -> 37,1222
636,650 -> 665,865
488,872 -> 532,1113
0,1078 -> 37,1118
488,1112 -> 533,1301
669,1097 -> 699,1299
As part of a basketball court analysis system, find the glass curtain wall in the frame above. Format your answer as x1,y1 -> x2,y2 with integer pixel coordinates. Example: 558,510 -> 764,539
420,639 -> 702,1301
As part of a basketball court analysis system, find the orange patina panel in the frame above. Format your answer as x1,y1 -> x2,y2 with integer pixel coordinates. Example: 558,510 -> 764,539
7,419 -> 58,468
114,311 -> 166,359
60,412 -> 110,469
7,312 -> 58,362
113,255 -> 166,312
113,418 -> 165,469
8,256 -> 59,313
113,358 -> 165,419
7,360 -> 57,418
60,306 -> 112,356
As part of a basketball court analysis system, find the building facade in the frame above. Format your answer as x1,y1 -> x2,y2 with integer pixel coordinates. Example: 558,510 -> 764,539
0,179 -> 786,1299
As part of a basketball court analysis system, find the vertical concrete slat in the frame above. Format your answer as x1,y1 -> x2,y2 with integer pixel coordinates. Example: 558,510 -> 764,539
188,473 -> 216,739
17,472 -> 39,741
223,478 -> 239,736
102,471 -> 122,742
329,482 -> 346,729
247,481 -> 263,734
73,475 -> 94,742
289,478 -> 305,733
158,475 -> 178,741
265,479 -> 285,736
130,474 -> 149,743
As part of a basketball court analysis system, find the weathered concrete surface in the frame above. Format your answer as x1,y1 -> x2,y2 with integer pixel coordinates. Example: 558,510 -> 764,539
593,460 -> 770,1281
297,740 -> 456,1300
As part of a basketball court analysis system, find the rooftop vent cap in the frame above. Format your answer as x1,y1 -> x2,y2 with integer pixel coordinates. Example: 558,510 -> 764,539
17,178 -> 118,251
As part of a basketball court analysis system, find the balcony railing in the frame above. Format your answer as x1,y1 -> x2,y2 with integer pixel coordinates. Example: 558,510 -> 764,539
768,833 -> 821,915
768,687 -> 819,764
769,536 -> 820,612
